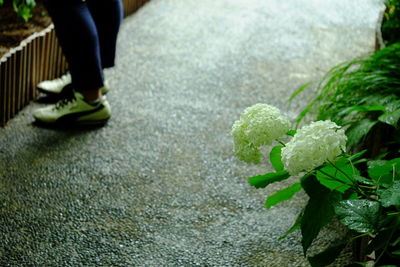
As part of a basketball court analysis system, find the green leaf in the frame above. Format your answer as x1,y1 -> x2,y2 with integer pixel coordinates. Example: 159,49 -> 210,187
286,129 -> 297,136
353,175 -> 375,185
307,240 -> 348,267
346,150 -> 367,161
27,0 -> 36,7
344,105 -> 386,114
377,180 -> 400,207
248,170 -> 290,188
288,82 -> 310,102
334,199 -> 382,233
378,99 -> 400,127
316,158 -> 358,193
379,108 -> 400,126
270,146 -> 284,172
301,175 -> 342,255
265,182 -> 302,209
345,118 -> 378,148
279,211 -> 303,240
368,158 -> 400,187
392,250 -> 400,255
19,7 -> 33,22
0,0 -> 4,5
296,104 -> 314,127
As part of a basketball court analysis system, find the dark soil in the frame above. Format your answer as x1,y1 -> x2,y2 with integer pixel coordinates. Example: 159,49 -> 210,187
0,1 -> 51,58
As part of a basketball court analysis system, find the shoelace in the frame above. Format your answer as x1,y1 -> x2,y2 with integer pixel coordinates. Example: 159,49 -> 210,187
54,93 -> 76,110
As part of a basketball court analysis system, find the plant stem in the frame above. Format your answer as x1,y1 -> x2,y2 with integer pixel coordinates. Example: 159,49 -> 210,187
319,168 -> 371,199
276,140 -> 286,146
350,232 -> 370,241
375,217 -> 400,264
358,184 -> 376,189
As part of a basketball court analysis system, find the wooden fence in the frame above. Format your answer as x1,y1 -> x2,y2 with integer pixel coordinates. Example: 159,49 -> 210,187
0,0 -> 149,127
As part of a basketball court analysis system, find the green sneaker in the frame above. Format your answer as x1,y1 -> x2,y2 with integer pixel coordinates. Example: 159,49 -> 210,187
37,73 -> 109,95
33,91 -> 111,125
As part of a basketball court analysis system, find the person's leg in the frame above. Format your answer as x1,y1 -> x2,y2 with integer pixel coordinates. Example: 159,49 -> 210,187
86,0 -> 123,69
44,0 -> 104,101
33,1 -> 111,125
37,0 -> 122,97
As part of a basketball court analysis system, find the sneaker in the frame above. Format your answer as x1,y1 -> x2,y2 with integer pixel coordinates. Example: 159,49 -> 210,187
33,91 -> 111,125
37,73 -> 72,94
37,72 -> 110,95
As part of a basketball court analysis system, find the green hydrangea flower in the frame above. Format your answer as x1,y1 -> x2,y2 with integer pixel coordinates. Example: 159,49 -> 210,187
232,104 -> 291,164
281,120 -> 347,175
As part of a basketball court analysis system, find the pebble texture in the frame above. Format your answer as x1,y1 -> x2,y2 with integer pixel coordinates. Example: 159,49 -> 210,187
0,0 -> 384,266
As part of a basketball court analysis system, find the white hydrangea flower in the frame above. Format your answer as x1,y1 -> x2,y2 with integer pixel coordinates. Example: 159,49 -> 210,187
232,104 -> 291,163
281,120 -> 347,175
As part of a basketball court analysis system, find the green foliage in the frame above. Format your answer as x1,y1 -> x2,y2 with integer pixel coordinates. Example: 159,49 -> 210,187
301,175 -> 342,255
246,144 -> 400,265
382,0 -> 400,46
270,145 -> 284,171
239,15 -> 400,264
307,240 -> 348,267
377,180 -> 400,207
265,182 -> 301,209
345,118 -> 378,148
367,158 -> 400,186
247,170 -> 289,188
316,158 -> 358,193
293,43 -> 400,156
0,0 -> 37,22
335,200 -> 383,233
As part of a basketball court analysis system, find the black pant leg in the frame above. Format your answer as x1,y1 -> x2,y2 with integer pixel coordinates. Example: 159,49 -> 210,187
44,1 -> 104,92
87,0 -> 123,69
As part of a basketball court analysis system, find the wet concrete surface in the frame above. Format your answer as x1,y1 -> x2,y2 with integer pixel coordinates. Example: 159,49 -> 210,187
0,0 -> 384,266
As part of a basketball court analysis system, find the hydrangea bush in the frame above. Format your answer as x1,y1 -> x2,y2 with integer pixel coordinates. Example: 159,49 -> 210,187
232,104 -> 400,266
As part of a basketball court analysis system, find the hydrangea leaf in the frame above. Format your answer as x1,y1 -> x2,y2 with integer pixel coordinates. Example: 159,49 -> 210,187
353,175 -> 375,185
377,180 -> 400,207
334,199 -> 382,233
345,118 -> 378,148
286,130 -> 297,136
265,182 -> 302,209
301,175 -> 342,255
316,158 -> 358,193
378,100 -> 400,127
379,108 -> 400,126
307,240 -> 347,267
270,145 -> 284,171
368,158 -> 400,187
248,170 -> 289,188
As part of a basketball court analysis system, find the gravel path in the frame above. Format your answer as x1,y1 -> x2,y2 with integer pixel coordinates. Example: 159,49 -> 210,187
0,0 -> 383,266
